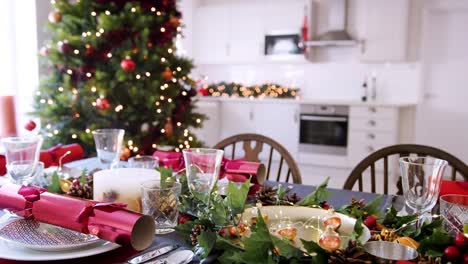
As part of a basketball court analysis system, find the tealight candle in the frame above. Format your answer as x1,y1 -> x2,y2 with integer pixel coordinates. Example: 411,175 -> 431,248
93,168 -> 160,212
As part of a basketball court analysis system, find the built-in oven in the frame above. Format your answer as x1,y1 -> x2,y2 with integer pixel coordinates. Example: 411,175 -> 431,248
299,105 -> 349,156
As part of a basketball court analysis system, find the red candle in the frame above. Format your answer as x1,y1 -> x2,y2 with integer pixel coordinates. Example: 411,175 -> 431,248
0,96 -> 17,137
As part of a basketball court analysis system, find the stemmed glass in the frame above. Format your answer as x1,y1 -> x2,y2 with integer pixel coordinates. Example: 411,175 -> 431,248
92,129 -> 124,169
1,136 -> 43,185
399,156 -> 448,218
182,148 -> 223,212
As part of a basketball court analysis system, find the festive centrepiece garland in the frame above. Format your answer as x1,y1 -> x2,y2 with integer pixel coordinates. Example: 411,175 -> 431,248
198,82 -> 299,99
48,169 -> 468,263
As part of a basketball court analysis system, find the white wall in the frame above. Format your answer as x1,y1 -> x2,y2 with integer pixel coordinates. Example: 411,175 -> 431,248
0,1 -> 39,134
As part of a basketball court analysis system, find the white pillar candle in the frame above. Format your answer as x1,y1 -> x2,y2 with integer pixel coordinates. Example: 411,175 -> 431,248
93,168 -> 160,212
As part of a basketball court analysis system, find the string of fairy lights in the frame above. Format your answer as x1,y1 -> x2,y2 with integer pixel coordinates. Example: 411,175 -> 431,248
38,0 -> 194,153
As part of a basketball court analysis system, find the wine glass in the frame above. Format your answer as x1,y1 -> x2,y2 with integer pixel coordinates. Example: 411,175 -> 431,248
399,156 -> 448,216
182,148 -> 223,208
1,136 -> 43,185
92,129 -> 124,169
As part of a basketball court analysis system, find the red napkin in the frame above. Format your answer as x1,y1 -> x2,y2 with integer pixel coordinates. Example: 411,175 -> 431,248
439,180 -> 468,197
0,184 -> 155,250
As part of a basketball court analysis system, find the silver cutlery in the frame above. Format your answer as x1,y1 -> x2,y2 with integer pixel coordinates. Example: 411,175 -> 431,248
126,244 -> 180,264
145,250 -> 194,264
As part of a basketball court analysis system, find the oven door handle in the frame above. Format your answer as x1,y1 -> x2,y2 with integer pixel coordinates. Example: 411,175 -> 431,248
300,115 -> 348,122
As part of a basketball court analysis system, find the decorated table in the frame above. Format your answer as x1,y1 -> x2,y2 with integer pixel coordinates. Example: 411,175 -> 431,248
0,180 -> 394,264
0,157 -> 466,264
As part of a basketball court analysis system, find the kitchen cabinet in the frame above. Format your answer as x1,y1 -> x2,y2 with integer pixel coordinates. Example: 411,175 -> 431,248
191,1 -> 305,64
192,100 -> 221,147
349,0 -> 409,62
219,101 -> 299,156
192,6 -> 230,64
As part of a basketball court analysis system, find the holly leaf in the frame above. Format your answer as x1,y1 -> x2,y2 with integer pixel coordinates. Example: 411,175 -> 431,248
80,169 -> 87,184
46,171 -> 62,193
271,236 -> 302,259
298,177 -> 331,207
225,179 -> 250,216
277,184 -> 286,201
157,167 -> 173,186
198,230 -> 217,258
418,226 -> 453,256
237,211 -> 275,263
362,195 -> 383,217
300,239 -> 329,263
351,218 -> 364,240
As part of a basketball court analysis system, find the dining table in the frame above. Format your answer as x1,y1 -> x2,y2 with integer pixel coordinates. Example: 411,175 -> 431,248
0,158 -> 402,264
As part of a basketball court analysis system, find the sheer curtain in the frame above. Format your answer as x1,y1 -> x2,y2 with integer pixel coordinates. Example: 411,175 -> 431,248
0,0 -> 39,136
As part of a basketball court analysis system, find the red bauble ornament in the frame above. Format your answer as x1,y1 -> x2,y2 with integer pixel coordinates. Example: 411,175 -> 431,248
48,10 -> 62,23
96,98 -> 110,110
162,68 -> 173,81
85,45 -> 94,56
24,120 -> 37,131
58,41 -> 72,54
120,58 -> 136,72
444,246 -> 460,260
198,88 -> 209,96
169,16 -> 180,27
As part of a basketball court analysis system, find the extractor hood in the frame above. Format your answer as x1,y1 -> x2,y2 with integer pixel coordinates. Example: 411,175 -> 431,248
306,0 -> 357,47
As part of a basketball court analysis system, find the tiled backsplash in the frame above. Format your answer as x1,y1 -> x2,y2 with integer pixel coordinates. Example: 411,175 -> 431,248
193,62 -> 420,103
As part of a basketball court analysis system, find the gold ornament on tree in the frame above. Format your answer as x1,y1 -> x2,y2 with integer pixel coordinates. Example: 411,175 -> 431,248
164,117 -> 173,137
48,10 -> 62,23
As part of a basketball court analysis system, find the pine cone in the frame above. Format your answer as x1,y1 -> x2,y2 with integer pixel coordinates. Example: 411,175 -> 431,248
329,240 -> 372,264
256,185 -> 278,206
351,197 -> 366,209
281,192 -> 300,205
67,181 -> 93,199
417,255 -> 442,264
190,224 -> 207,245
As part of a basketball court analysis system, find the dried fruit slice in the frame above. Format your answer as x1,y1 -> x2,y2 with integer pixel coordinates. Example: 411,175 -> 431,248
395,236 -> 420,249
277,227 -> 297,241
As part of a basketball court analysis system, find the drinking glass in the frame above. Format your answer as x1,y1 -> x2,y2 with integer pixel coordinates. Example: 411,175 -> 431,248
128,156 -> 159,169
141,180 -> 181,234
399,156 -> 448,215
439,194 -> 468,235
1,136 -> 43,185
92,129 -> 124,169
182,148 -> 224,206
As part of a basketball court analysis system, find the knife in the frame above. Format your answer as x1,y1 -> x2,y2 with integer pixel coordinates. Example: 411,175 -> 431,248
145,250 -> 194,264
126,244 -> 180,264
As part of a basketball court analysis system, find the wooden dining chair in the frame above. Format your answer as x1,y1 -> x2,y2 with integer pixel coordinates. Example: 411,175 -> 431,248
213,133 -> 302,184
343,144 -> 468,194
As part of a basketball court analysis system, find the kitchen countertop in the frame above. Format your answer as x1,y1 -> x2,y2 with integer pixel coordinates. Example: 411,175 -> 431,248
196,96 -> 417,107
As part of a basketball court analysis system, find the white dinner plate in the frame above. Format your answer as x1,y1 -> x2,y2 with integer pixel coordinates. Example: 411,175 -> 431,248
0,219 -> 101,251
0,239 -> 120,261
241,206 -> 371,250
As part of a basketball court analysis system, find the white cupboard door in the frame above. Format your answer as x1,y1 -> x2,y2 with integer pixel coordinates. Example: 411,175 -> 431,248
416,6 -> 468,162
220,101 -> 256,139
192,6 -> 230,64
360,0 -> 409,62
254,103 -> 299,157
192,101 -> 221,147
228,4 -> 263,63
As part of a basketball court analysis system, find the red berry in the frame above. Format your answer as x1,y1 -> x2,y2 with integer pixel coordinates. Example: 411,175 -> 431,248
24,120 -> 37,131
364,215 -> 377,229
72,179 -> 80,187
463,253 -> 468,264
218,228 -> 226,236
444,246 -> 460,260
178,214 -> 191,225
320,201 -> 331,210
455,233 -> 467,249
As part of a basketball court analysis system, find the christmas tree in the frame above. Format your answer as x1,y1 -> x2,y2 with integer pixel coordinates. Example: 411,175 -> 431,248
34,0 -> 205,156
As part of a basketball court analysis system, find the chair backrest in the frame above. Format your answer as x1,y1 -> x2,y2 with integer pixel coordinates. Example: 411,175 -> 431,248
343,144 -> 468,194
213,133 -> 302,184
